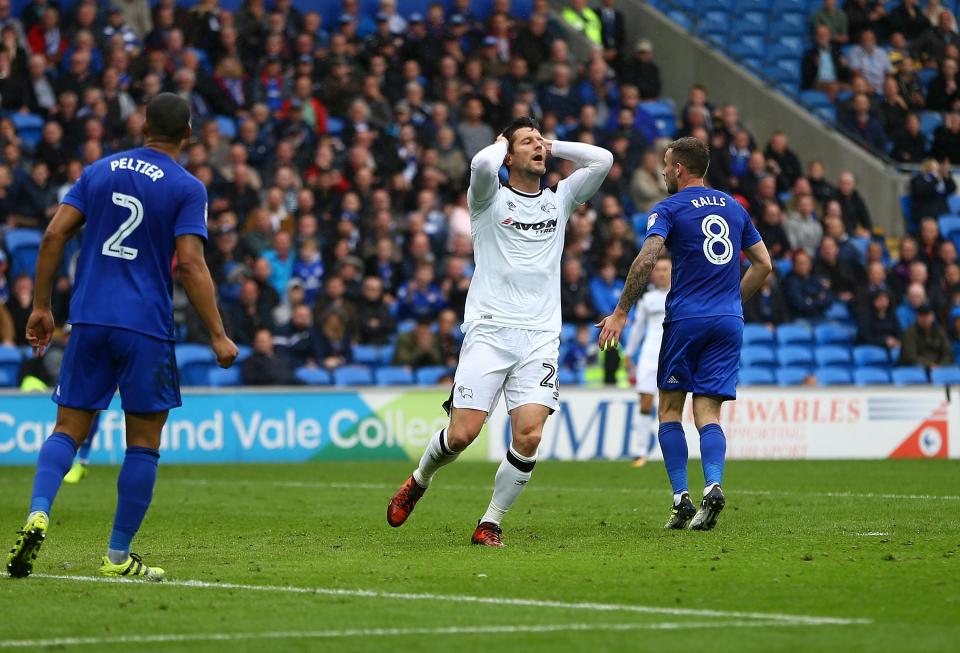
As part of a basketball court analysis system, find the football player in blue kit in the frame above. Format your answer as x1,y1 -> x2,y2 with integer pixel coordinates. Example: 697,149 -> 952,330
597,137 -> 772,531
6,93 -> 238,580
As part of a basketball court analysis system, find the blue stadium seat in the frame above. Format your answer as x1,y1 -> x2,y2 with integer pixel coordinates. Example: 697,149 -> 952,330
948,194 -> 960,215
814,106 -> 837,123
776,323 -> 813,347
208,367 -> 241,387
739,367 -> 775,385
0,345 -> 22,380
215,115 -> 236,139
235,345 -> 252,363
853,368 -> 891,386
735,11 -> 767,31
825,302 -> 851,321
5,229 -> 43,278
743,323 -> 776,346
333,365 -> 374,386
326,117 -> 345,136
901,195 -> 913,228
734,0 -> 770,14
561,323 -> 578,342
920,111 -> 944,138
729,37 -> 764,59
931,366 -> 960,385
799,90 -> 833,110
415,366 -> 450,386
0,368 -> 15,388
702,0 -> 735,10
558,367 -> 584,386
891,366 -> 929,386
918,67 -> 938,90
853,345 -> 889,368
353,344 -> 380,366
938,215 -> 960,238
295,367 -> 332,386
175,344 -> 215,386
666,10 -> 691,30
816,367 -> 852,386
777,345 -> 813,368
775,366 -> 809,386
638,101 -> 677,138
814,323 -> 853,345
815,345 -> 852,368
378,343 -> 397,366
741,345 -> 777,368
375,366 -> 415,386
10,112 -> 43,149
770,0 -> 805,11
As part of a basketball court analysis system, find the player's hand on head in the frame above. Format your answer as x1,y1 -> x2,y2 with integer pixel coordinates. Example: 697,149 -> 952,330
25,309 -> 54,357
212,334 -> 239,368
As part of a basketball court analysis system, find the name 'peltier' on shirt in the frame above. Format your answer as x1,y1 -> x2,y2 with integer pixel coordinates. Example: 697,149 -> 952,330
109,157 -> 165,182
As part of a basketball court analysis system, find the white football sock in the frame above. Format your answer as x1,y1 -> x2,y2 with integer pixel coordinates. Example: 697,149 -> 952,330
481,446 -> 537,526
412,428 -> 459,488
632,411 -> 654,457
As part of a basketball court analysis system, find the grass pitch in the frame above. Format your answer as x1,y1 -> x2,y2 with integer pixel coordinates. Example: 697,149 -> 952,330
0,459 -> 958,652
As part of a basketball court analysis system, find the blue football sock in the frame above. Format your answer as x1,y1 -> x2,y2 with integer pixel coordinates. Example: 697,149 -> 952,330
699,423 -> 727,488
77,415 -> 100,464
29,433 -> 79,515
658,421 -> 689,495
108,446 -> 160,558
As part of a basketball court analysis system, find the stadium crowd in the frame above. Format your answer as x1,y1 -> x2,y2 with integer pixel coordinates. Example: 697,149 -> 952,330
0,0 -> 955,387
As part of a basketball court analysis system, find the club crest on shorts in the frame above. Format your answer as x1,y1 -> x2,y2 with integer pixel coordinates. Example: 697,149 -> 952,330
457,385 -> 474,399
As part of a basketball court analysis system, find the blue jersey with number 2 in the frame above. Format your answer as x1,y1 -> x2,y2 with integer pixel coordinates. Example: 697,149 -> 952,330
645,186 -> 761,323
62,147 -> 208,341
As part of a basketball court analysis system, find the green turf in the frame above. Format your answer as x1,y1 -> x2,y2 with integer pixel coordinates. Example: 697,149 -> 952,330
1,460 -> 958,652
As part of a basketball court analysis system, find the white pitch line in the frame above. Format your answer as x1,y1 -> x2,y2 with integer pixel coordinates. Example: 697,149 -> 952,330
168,478 -> 960,501
29,573 -> 870,626
0,620 -> 838,649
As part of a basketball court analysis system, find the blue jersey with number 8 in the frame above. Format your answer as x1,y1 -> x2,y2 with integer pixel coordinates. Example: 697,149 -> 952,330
62,147 -> 208,341
644,186 -> 761,324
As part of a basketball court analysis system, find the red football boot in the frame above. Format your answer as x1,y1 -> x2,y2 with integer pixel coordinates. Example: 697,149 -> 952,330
471,521 -> 504,547
386,475 -> 427,527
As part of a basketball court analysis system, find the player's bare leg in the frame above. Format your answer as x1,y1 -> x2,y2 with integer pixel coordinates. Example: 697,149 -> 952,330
7,406 -> 97,577
688,395 -> 726,531
658,390 -> 696,529
474,403 -> 547,547
387,407 -> 486,527
632,393 -> 655,468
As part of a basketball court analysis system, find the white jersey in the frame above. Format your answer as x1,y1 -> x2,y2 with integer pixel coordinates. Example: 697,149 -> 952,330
624,287 -> 668,369
464,139 -> 613,333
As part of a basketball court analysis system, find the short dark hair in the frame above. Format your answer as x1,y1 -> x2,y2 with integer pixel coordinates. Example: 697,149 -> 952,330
502,116 -> 541,152
145,92 -> 191,143
667,136 -> 710,177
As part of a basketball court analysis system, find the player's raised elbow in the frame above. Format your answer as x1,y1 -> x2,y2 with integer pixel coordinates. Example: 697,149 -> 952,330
595,147 -> 614,173
470,151 -> 500,177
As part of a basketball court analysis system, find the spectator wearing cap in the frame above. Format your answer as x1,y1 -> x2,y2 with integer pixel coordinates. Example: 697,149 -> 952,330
899,302 -> 953,369
801,23 -> 851,101
930,111 -> 960,163
848,29 -> 890,93
393,316 -> 444,369
857,289 -> 902,350
356,276 -> 396,346
910,158 -> 957,224
562,0 -> 601,45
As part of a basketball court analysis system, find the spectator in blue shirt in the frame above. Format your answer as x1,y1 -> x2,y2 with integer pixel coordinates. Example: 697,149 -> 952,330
897,281 -> 928,329
292,238 -> 324,306
396,262 -> 446,322
784,249 -> 834,319
589,261 -> 624,317
262,231 -> 296,297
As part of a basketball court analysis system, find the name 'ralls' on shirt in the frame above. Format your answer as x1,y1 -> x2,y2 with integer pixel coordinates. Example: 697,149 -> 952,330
690,195 -> 726,209
110,157 -> 165,182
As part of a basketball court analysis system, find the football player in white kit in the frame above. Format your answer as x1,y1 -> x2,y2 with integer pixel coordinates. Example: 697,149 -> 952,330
387,117 -> 613,546
622,257 -> 671,467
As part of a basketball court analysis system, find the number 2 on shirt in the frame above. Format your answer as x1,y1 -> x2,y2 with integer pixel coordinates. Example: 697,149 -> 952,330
102,192 -> 144,260
701,214 -> 733,265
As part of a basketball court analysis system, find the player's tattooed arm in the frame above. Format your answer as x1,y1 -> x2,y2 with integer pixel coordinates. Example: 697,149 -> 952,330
596,235 -> 664,351
618,235 -> 665,314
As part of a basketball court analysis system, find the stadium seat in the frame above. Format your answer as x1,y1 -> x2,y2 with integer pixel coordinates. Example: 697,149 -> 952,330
374,366 -> 415,386
938,215 -> 960,238
776,323 -> 813,347
815,345 -> 852,368
353,344 -> 380,366
742,323 -> 775,346
891,366 -> 929,386
814,323 -> 853,345
638,101 -> 677,138
853,368 -> 891,386
0,345 -> 22,379
777,345 -> 813,368
5,229 -> 43,278
235,345 -> 252,363
728,38 -> 764,59
415,366 -> 450,386
770,0 -> 805,11
10,112 -> 43,149
666,10 -> 692,30
0,368 -> 15,388
295,367 -> 332,386
824,302 -> 851,321
775,366 -> 809,386
333,365 -> 374,386
768,20 -> 805,43
853,345 -> 889,368
948,194 -> 960,215
561,323 -> 577,342
739,367 -> 775,385
702,0 -> 735,10
175,344 -> 216,386
930,366 -> 960,385
377,344 -> 397,366
559,367 -> 584,386
741,345 -> 777,368
326,117 -> 345,136
215,115 -> 236,139
208,367 -> 241,387
918,67 -> 939,90
799,90 -> 833,111
919,111 -> 943,138
816,367 -> 852,386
